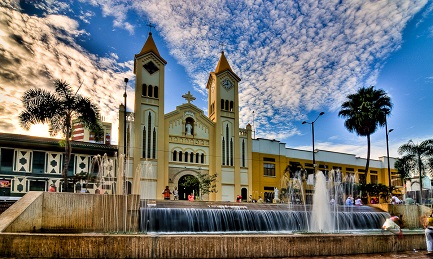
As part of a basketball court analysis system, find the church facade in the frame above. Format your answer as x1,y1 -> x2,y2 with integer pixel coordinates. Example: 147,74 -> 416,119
119,33 -> 253,202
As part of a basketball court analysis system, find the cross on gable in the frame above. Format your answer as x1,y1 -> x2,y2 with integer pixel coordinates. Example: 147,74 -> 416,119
147,22 -> 155,33
219,42 -> 226,52
182,91 -> 196,104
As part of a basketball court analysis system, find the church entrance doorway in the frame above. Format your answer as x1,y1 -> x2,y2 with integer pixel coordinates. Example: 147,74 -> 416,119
178,174 -> 199,200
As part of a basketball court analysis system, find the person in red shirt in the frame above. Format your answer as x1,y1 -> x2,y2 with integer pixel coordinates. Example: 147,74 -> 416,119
162,186 -> 171,200
48,184 -> 56,192
188,193 -> 194,201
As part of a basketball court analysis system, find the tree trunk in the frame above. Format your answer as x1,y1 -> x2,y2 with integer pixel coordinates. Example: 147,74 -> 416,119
365,134 -> 371,174
418,152 -> 423,203
61,115 -> 72,192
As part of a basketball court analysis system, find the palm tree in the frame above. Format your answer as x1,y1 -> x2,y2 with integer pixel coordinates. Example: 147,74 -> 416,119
394,155 -> 415,184
338,86 -> 392,173
19,79 -> 103,192
398,139 -> 433,201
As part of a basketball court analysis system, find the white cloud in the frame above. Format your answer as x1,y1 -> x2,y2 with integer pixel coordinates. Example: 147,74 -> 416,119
130,0 -> 427,140
0,5 -> 134,144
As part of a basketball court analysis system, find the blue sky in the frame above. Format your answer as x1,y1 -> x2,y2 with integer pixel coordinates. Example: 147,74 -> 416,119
0,0 -> 432,161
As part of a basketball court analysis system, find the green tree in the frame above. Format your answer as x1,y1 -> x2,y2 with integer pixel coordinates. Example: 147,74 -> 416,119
19,79 -> 103,191
338,86 -> 392,173
398,139 -> 433,199
394,155 -> 415,184
180,173 -> 218,200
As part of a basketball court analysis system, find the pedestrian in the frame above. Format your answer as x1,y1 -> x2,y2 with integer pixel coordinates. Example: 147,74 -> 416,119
345,195 -> 353,206
423,212 -> 433,255
355,197 -> 363,206
236,195 -> 242,202
382,215 -> 402,236
173,187 -> 179,200
48,184 -> 56,192
188,193 -> 194,201
162,186 -> 171,200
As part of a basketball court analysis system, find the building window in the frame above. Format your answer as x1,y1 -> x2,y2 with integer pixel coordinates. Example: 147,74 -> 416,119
263,157 -> 275,162
221,99 -> 224,110
154,86 -> 158,98
264,163 -> 275,177
148,85 -> 153,97
147,113 -> 151,158
173,151 -> 177,161
196,153 -> 199,163
370,174 -> 378,184
32,151 -> 45,174
230,101 -> 233,111
190,152 -> 194,163
152,128 -> 156,159
241,140 -> 245,167
184,152 -> 189,162
230,139 -> 233,166
358,173 -> 366,184
201,153 -> 205,164
142,84 -> 147,96
0,148 -> 14,172
179,151 -> 183,162
222,138 -> 225,165
142,127 -> 146,158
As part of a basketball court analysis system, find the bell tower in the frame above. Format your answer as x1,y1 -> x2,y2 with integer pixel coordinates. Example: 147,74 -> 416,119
132,32 -> 167,197
207,51 -> 241,201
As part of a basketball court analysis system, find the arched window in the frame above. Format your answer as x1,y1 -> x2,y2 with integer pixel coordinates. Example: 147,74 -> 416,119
184,152 -> 188,162
148,85 -> 153,97
226,125 -> 230,166
147,113 -> 151,158
173,151 -> 177,161
152,128 -> 156,159
142,84 -> 147,96
221,99 -> 225,110
201,153 -> 205,164
230,101 -> 234,112
230,139 -> 234,166
154,86 -> 158,98
195,153 -> 199,163
179,151 -> 183,161
242,140 -> 245,167
190,152 -> 194,163
142,127 -> 146,158
225,100 -> 229,111
222,138 -> 225,165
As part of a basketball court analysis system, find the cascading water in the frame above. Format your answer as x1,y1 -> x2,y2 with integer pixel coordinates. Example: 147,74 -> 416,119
140,169 -> 390,234
310,171 -> 333,232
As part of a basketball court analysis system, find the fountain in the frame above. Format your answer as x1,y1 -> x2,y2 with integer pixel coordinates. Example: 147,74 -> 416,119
140,170 -> 389,233
0,164 -> 426,258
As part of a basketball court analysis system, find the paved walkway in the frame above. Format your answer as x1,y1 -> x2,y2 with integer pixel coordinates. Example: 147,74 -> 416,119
296,250 -> 431,258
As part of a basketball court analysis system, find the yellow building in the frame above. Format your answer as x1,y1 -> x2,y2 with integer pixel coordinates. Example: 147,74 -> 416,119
251,138 -> 399,203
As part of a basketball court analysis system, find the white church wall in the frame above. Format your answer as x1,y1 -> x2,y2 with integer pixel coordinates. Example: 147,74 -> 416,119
240,171 -> 248,185
221,185 -> 234,202
222,169 -> 234,184
141,68 -> 160,86
169,119 -> 183,135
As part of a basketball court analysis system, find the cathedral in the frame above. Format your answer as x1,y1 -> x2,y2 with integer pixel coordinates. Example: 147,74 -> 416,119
119,32 -> 253,201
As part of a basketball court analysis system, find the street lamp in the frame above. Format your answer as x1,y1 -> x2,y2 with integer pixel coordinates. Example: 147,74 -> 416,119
302,112 -> 325,169
386,122 -> 394,188
123,78 -> 128,195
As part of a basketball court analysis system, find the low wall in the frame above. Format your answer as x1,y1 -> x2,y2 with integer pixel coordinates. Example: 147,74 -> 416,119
0,232 -> 425,258
371,203 -> 432,229
0,192 -> 140,233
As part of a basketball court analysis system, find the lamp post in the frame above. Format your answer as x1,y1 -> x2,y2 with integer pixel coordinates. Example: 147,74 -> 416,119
302,112 -> 325,169
123,78 -> 128,195
386,121 -> 394,188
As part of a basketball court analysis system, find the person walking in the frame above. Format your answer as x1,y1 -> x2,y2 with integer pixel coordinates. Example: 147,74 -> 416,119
173,187 -> 179,200
423,212 -> 433,255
